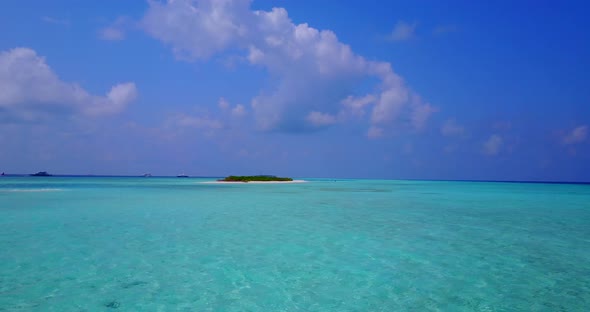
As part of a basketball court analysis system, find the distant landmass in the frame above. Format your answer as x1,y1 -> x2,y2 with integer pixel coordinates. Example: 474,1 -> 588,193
30,171 -> 52,177
219,175 -> 293,182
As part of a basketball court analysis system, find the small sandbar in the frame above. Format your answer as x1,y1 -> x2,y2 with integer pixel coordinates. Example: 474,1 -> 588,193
201,180 -> 307,184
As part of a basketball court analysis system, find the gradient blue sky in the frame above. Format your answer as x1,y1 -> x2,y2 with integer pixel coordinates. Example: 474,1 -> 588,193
0,0 -> 589,181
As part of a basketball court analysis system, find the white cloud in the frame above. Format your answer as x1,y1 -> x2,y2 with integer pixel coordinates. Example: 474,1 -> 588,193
562,125 -> 588,145
231,104 -> 246,118
341,94 -> 375,117
141,0 -> 435,135
483,134 -> 503,156
390,21 -> 417,41
142,0 -> 250,59
441,119 -> 465,137
218,97 -> 246,118
98,83 -> 138,114
410,99 -> 437,130
370,70 -> 409,124
99,17 -> 131,41
0,47 -> 137,121
306,111 -> 337,127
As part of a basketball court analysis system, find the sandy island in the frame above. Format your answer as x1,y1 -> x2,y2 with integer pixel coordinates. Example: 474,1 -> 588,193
201,180 -> 307,184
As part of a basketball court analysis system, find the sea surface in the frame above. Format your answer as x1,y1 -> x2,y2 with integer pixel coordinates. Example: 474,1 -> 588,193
1,177 -> 589,311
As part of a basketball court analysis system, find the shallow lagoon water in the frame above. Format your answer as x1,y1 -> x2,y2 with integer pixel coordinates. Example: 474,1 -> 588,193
1,177 -> 589,311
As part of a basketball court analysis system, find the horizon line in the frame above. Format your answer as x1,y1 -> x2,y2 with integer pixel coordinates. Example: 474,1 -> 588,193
1,173 -> 589,185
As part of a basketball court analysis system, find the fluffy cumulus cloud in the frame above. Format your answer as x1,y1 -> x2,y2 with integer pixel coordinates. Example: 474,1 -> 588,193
218,97 -> 247,118
142,0 -> 435,137
562,125 -> 588,145
142,0 -> 252,59
0,48 -> 137,122
483,134 -> 503,156
340,94 -> 375,117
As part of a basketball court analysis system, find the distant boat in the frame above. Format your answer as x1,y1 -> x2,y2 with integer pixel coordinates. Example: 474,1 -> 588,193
1,172 -> 5,176
143,173 -> 152,177
177,174 -> 189,178
30,171 -> 52,177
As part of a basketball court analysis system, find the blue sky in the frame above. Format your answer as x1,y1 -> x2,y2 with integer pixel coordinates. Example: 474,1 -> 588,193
0,0 -> 588,181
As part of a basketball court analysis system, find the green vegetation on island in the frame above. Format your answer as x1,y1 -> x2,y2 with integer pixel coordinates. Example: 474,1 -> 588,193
219,175 -> 294,182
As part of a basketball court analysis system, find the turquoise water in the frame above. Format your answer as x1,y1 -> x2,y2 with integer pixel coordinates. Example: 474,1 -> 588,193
1,177 -> 589,311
